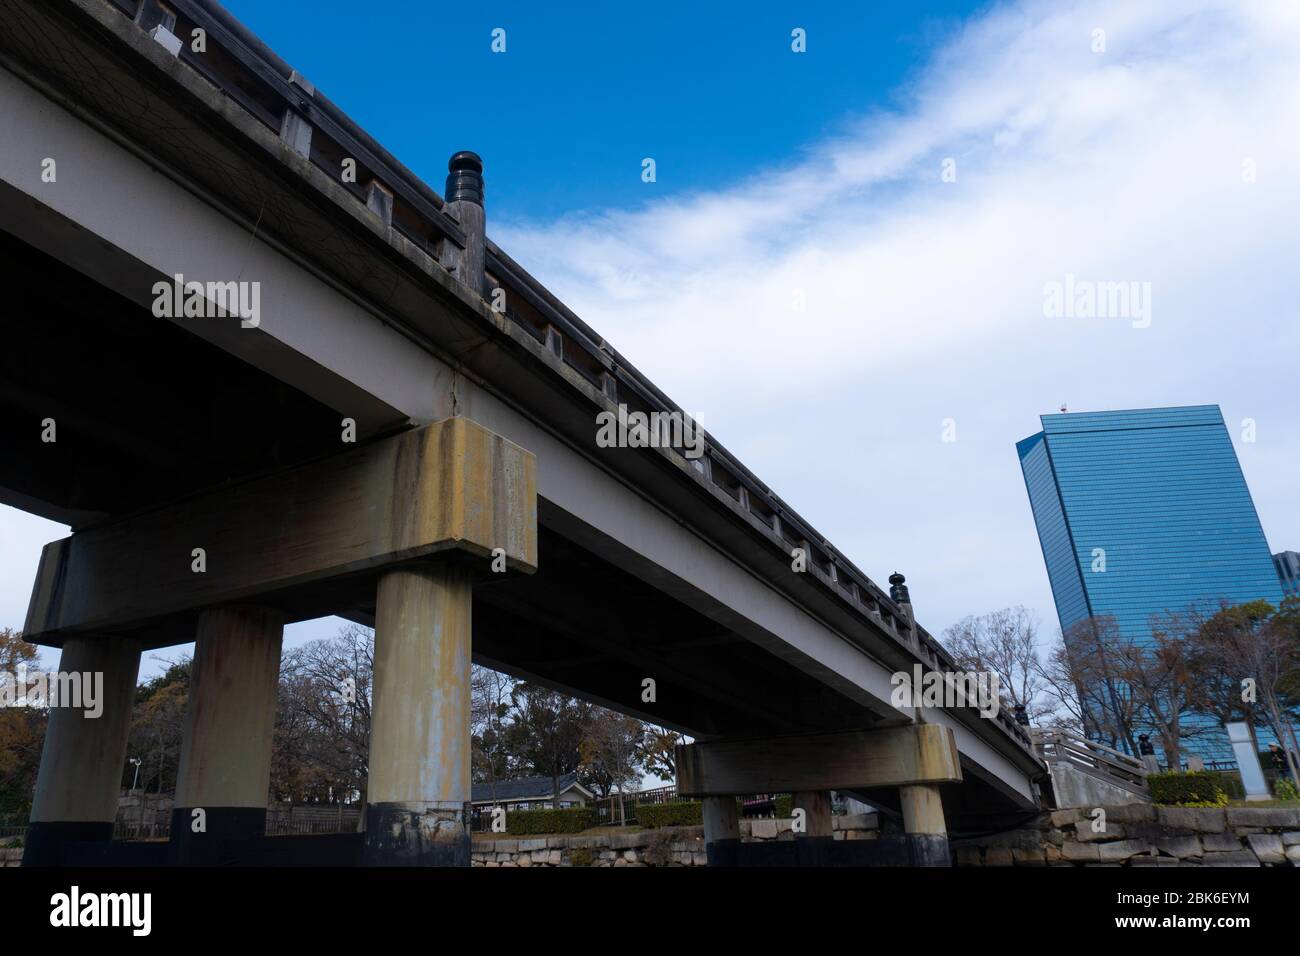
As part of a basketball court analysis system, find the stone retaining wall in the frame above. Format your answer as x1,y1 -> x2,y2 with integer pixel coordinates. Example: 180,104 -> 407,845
471,813 -> 880,867
954,805 -> 1300,867
0,848 -> 22,867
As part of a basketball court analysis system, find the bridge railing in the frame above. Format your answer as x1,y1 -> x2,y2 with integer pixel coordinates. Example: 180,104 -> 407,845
1031,728 -> 1148,790
83,0 -> 1038,763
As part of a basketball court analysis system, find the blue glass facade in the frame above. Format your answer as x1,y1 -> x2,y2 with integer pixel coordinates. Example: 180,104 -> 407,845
1017,405 -> 1285,763
1276,551 -> 1300,597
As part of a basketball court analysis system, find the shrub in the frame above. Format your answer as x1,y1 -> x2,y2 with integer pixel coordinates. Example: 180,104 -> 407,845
568,846 -> 594,867
642,829 -> 676,866
1274,777 -> 1299,802
505,806 -> 597,835
1148,770 -> 1229,806
637,801 -> 702,828
773,794 -> 793,818
1212,771 -> 1245,801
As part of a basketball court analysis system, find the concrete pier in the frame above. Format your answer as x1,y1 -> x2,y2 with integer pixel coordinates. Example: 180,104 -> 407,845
792,790 -> 833,865
702,796 -> 740,867
170,606 -> 285,865
22,635 -> 141,866
364,565 -> 474,866
900,783 -> 951,866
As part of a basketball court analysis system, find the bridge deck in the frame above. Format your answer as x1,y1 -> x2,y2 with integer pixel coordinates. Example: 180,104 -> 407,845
0,0 -> 1045,822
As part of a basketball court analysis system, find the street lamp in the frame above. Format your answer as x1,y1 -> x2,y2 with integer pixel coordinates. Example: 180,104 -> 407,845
128,757 -> 142,838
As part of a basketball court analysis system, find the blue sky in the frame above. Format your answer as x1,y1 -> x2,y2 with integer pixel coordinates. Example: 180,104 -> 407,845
4,0 -> 1299,681
221,0 -> 983,220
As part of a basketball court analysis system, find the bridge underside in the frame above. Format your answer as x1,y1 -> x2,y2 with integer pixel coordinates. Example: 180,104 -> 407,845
2,224 -> 1028,834
1,0 -> 1046,867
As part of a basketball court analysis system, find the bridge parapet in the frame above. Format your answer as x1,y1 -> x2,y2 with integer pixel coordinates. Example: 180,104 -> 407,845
0,0 -> 1042,790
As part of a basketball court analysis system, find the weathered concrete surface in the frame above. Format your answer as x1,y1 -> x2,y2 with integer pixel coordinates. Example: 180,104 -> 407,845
24,417 -> 538,648
22,635 -> 140,865
174,606 -> 285,809
365,566 -> 473,866
1047,760 -> 1150,808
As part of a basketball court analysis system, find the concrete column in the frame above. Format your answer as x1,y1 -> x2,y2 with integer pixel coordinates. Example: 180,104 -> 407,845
900,784 -> 950,866
364,564 -> 473,866
169,605 -> 284,865
792,790 -> 833,866
23,635 -> 141,866
702,796 -> 740,867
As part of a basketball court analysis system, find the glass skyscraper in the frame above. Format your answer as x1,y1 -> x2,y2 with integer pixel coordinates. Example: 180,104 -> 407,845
1017,405 -> 1284,763
1276,551 -> 1300,597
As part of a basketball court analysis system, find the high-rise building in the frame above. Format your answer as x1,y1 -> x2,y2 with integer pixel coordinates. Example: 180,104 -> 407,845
1017,405 -> 1284,763
1275,551 -> 1300,597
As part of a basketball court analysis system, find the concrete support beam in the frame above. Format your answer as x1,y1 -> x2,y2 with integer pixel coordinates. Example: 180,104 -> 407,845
701,796 -> 740,867
792,790 -> 833,866
24,417 -> 537,648
364,565 -> 473,866
169,606 -> 285,865
22,635 -> 141,866
676,724 -> 962,796
900,783 -> 950,867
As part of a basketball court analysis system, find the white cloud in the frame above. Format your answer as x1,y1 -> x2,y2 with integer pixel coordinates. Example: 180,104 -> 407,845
494,0 -> 1300,641
3,0 -> 1296,660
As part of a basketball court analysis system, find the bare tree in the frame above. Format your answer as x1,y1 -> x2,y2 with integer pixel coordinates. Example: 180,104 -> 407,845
944,606 -> 1051,720
1056,616 -> 1140,753
579,709 -> 645,825
1189,599 -> 1300,790
277,624 -> 373,819
1036,638 -> 1086,733
471,665 -> 515,807
1112,610 -> 1204,770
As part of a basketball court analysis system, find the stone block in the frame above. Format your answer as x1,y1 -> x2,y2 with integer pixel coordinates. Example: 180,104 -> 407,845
1050,809 -> 1081,828
1075,820 -> 1123,842
1201,833 -> 1242,852
1061,842 -> 1100,863
750,819 -> 779,840
1106,803 -> 1155,824
1013,848 -> 1046,866
1202,850 -> 1260,867
955,846 -> 983,867
1226,808 -> 1300,828
1156,807 -> 1225,833
1098,839 -> 1153,862
835,813 -> 879,831
1155,835 -> 1202,859
984,847 -> 1013,867
1246,833 -> 1285,864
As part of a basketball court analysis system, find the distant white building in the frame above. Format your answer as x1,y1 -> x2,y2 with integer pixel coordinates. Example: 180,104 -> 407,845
470,772 -> 593,814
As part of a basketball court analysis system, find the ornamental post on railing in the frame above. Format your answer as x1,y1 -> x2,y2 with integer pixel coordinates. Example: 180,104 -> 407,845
440,151 -> 486,298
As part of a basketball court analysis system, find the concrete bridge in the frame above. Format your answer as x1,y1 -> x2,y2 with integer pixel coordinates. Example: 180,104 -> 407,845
1,0 -> 1047,866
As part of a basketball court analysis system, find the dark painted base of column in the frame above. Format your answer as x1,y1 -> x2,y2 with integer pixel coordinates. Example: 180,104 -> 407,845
21,821 -> 113,866
793,835 -> 835,866
904,833 -> 952,867
705,837 -> 741,866
362,802 -> 470,867
168,807 -> 267,866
